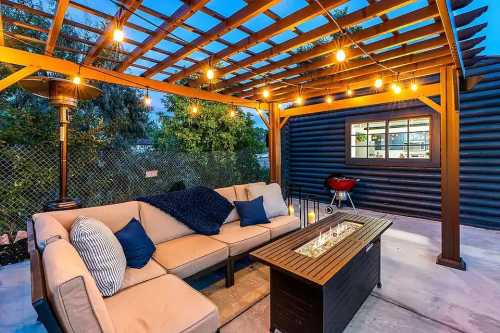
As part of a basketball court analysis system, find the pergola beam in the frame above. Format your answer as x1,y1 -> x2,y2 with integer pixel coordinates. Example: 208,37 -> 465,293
0,0 -> 4,46
116,0 -> 210,72
143,0 -> 281,78
0,46 -> 266,110
0,65 -> 39,91
436,0 -> 465,74
45,0 -> 69,55
280,83 -> 441,117
83,0 -> 143,66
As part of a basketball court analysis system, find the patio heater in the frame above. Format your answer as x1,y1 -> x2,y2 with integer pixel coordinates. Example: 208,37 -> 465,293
19,77 -> 101,211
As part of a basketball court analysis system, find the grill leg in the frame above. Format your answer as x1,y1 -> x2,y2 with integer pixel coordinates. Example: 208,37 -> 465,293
347,192 -> 358,214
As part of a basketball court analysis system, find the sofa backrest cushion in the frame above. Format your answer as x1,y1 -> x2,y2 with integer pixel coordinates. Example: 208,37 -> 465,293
70,216 -> 127,296
139,202 -> 194,244
40,201 -> 140,232
43,239 -> 115,333
214,186 -> 238,223
247,183 -> 288,218
233,182 -> 266,201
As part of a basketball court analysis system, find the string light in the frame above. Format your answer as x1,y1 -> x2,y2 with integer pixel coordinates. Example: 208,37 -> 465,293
346,88 -> 353,97
325,95 -> 333,104
206,68 -> 215,81
410,82 -> 418,92
391,82 -> 402,95
336,48 -> 346,62
295,95 -> 304,105
72,66 -> 81,85
262,87 -> 270,99
374,78 -> 383,89
113,28 -> 124,43
72,75 -> 81,85
229,109 -> 236,118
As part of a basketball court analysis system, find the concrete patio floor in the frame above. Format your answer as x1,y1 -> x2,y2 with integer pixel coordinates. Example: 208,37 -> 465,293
1,208 -> 499,333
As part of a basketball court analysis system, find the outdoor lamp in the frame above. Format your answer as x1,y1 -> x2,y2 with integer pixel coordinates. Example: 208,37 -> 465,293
374,78 -> 383,89
346,88 -> 353,97
262,88 -> 270,99
72,75 -> 81,85
391,83 -> 402,94
325,95 -> 333,104
336,49 -> 346,62
206,68 -> 215,80
295,96 -> 304,105
113,28 -> 124,43
411,82 -> 419,92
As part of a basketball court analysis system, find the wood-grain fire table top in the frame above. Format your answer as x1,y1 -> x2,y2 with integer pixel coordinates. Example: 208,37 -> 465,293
250,212 -> 392,286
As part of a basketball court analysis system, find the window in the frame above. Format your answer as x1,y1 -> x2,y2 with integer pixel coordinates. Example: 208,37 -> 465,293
346,113 -> 439,167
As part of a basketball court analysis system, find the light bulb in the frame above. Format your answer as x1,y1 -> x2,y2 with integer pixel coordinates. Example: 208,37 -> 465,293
191,105 -> 198,114
325,95 -> 333,104
72,75 -> 81,85
262,88 -> 270,99
295,96 -> 304,105
411,82 -> 418,92
144,95 -> 152,107
336,49 -> 346,62
374,78 -> 383,89
229,109 -> 236,118
346,88 -> 353,97
391,83 -> 402,94
206,68 -> 215,80
113,28 -> 124,43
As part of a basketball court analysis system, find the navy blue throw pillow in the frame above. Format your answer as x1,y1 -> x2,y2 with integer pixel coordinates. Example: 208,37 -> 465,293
115,218 -> 156,269
137,186 -> 234,235
234,196 -> 270,227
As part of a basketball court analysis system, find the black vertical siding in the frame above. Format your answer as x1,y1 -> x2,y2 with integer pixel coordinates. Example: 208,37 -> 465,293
459,58 -> 500,229
283,57 -> 500,229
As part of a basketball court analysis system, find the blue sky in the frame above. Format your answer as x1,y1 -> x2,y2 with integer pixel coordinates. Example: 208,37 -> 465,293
66,0 -> 498,128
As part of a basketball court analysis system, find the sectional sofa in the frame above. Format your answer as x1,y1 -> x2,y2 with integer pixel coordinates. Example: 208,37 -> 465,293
28,182 -> 300,333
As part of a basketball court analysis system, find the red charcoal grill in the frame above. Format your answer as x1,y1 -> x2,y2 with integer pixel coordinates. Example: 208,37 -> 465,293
325,175 -> 359,214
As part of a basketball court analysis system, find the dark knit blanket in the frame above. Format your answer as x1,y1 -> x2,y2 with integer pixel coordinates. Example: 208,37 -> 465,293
137,186 -> 233,235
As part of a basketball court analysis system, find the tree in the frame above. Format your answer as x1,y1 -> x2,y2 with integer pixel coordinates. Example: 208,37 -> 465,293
154,94 -> 266,154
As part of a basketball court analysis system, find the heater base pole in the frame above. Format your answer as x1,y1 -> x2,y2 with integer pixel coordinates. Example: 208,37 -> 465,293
44,198 -> 81,212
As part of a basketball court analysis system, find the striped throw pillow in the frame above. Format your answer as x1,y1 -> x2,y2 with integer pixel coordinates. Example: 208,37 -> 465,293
70,216 -> 126,296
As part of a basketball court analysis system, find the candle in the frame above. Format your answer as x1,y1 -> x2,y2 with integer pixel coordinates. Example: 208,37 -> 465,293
288,204 -> 295,216
308,211 -> 316,224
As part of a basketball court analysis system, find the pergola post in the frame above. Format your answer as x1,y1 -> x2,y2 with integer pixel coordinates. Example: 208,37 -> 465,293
269,103 -> 281,184
437,65 -> 466,270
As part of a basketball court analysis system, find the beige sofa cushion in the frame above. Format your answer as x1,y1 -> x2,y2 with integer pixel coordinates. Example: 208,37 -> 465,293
153,235 -> 228,279
33,213 -> 69,249
210,221 -> 270,256
259,215 -> 300,239
43,239 -> 114,333
247,183 -> 288,218
41,201 -> 140,232
121,259 -> 166,290
214,186 -> 239,223
233,182 -> 266,201
105,274 -> 219,333
139,202 -> 194,244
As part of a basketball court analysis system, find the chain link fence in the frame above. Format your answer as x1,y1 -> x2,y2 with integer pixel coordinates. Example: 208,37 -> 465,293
0,144 -> 269,234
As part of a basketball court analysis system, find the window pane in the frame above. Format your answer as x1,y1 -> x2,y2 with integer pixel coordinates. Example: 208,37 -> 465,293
351,146 -> 368,158
389,132 -> 406,146
389,119 -> 408,133
351,134 -> 367,146
368,121 -> 385,146
351,123 -> 367,136
409,144 -> 430,159
409,118 -> 430,132
389,145 -> 408,159
368,146 -> 386,158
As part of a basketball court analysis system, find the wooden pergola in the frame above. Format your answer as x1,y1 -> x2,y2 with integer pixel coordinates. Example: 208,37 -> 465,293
0,0 -> 489,270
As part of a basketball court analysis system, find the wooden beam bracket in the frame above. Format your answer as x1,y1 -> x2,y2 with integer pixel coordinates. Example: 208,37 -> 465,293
418,96 -> 442,113
0,65 -> 39,91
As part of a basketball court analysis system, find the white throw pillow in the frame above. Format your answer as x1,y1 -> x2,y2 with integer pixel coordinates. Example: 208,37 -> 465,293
247,183 -> 288,218
70,216 -> 126,296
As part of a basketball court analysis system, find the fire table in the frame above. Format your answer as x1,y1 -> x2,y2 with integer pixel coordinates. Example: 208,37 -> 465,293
251,212 -> 392,333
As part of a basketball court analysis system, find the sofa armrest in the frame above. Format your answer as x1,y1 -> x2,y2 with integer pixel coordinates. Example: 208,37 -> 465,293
27,218 -> 63,333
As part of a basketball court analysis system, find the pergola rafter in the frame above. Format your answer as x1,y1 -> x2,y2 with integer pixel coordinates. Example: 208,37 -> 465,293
44,0 -> 69,55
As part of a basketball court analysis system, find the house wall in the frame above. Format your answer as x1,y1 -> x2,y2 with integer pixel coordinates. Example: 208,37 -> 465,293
282,58 -> 500,229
